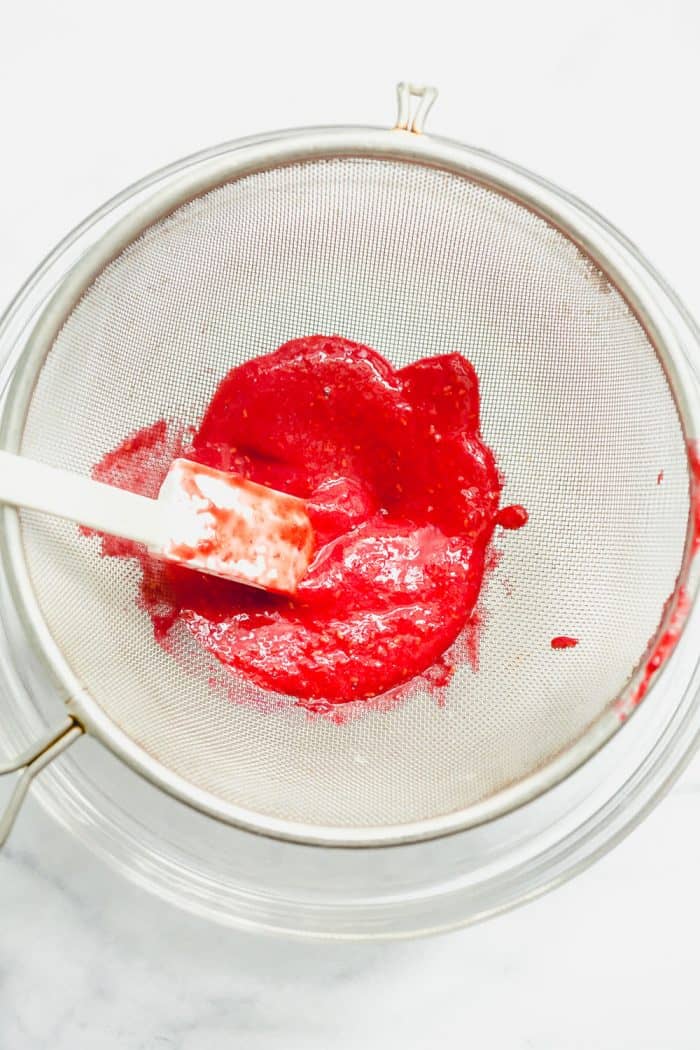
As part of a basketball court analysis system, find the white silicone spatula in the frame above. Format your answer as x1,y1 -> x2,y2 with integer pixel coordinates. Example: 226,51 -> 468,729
0,451 -> 315,595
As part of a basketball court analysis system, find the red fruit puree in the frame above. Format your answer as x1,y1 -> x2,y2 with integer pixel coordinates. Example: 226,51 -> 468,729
623,441 -> 700,712
90,335 -> 526,707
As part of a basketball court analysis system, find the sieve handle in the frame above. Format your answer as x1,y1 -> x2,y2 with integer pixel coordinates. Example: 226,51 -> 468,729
0,718 -> 83,847
0,449 -> 169,548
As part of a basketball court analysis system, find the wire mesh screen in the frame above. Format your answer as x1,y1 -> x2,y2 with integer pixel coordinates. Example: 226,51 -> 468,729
16,157 -> 689,832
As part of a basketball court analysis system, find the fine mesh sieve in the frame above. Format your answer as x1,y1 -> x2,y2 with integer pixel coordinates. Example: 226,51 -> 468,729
0,84 -> 698,848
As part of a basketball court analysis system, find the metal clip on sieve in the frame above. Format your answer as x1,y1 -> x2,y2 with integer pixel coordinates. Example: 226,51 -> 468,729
394,82 -> 438,134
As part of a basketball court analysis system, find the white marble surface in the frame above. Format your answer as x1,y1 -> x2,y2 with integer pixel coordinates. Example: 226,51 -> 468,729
2,1 -> 700,1046
2,764 -> 700,1049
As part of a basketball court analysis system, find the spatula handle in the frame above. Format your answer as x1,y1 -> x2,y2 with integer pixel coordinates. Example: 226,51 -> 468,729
0,449 -> 166,548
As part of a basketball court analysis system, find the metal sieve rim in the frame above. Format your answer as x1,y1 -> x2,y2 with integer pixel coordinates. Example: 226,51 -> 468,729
1,120 -> 699,848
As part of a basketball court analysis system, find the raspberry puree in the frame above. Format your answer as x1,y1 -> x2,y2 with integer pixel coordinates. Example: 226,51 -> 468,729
551,636 -> 579,650
615,440 -> 700,718
90,335 -> 524,706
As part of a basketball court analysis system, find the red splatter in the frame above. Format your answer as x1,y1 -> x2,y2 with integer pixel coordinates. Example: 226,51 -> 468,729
551,636 -> 578,650
496,504 -> 528,530
620,440 -> 700,715
629,587 -> 689,708
689,441 -> 700,552
462,608 -> 484,671
657,470 -> 664,486
80,420 -> 187,555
